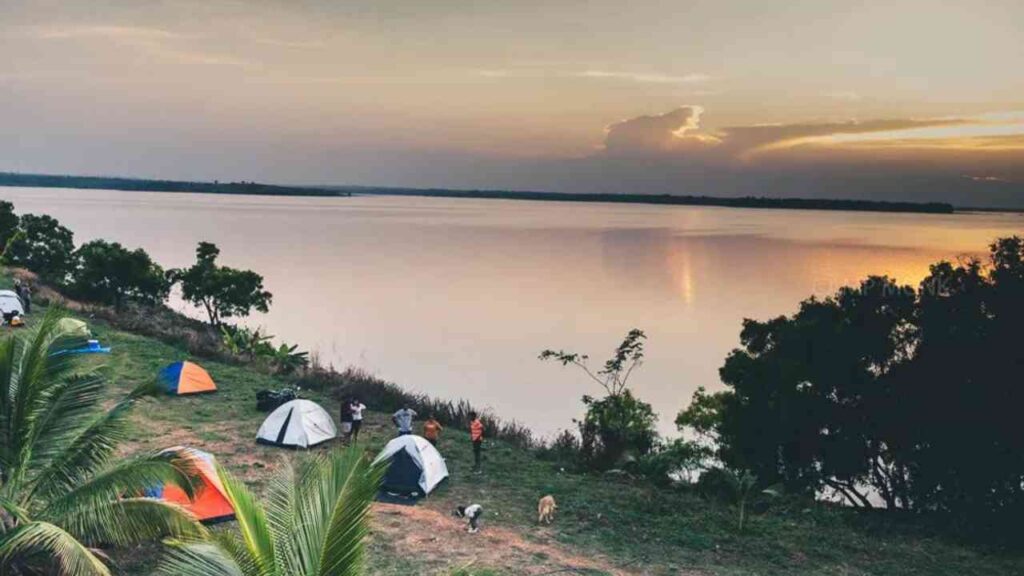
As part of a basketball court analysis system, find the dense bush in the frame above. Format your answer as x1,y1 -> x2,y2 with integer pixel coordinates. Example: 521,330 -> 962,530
636,438 -> 712,487
683,236 -> 1024,532
2,213 -> 75,283
69,239 -> 171,308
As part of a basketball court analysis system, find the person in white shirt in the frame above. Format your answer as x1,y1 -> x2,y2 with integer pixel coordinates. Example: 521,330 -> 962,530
349,398 -> 367,443
455,504 -> 484,533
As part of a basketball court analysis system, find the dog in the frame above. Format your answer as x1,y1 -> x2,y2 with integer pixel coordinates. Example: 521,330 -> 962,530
537,495 -> 557,524
454,504 -> 484,533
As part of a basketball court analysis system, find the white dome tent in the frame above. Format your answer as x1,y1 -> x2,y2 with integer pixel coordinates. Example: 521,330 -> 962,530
373,435 -> 449,497
256,399 -> 337,448
0,290 -> 25,317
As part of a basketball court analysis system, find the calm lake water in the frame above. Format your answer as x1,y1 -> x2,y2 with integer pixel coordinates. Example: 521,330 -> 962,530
2,187 -> 1022,436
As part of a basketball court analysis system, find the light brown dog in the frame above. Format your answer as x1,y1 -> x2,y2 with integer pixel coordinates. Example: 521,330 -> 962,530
537,495 -> 557,524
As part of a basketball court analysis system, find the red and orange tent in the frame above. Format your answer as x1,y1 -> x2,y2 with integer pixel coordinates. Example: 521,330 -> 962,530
158,361 -> 216,395
147,447 -> 234,524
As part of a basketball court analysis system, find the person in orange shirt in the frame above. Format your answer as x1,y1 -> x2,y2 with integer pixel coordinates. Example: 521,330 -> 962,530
469,411 -> 484,472
423,415 -> 443,446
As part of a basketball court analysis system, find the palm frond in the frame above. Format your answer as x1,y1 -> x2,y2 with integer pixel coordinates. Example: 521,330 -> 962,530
39,450 -> 199,522
216,463 -> 278,575
317,450 -> 385,576
0,520 -> 111,576
0,336 -> 17,473
2,309 -> 99,492
158,540 -> 246,576
23,373 -> 108,481
25,398 -> 137,506
59,497 -> 205,547
263,458 -> 299,572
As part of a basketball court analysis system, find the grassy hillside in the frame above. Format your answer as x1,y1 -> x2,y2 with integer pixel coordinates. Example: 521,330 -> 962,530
7,279 -> 1023,575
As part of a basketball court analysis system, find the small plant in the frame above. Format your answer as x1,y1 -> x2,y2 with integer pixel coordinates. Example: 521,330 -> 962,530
269,342 -> 310,374
540,329 -> 659,469
715,468 -> 782,531
220,325 -> 274,359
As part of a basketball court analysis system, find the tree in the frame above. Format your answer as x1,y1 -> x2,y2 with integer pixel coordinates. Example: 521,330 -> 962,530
2,214 -> 75,284
171,242 -> 272,326
540,329 -> 659,469
0,310 -> 203,575
0,201 -> 18,253
691,276 -> 916,506
894,237 -> 1024,520
69,240 -> 171,309
157,449 -> 384,576
686,237 -> 1024,527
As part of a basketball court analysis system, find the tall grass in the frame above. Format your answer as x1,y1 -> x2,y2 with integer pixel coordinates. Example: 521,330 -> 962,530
298,360 -> 541,450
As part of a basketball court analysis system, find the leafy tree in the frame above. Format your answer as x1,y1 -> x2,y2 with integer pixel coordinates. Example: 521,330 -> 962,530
69,239 -> 171,309
0,311 -> 202,575
171,242 -> 272,326
0,201 -> 18,252
893,237 -> 1024,520
540,329 -> 659,469
157,449 -> 384,576
688,276 -> 916,505
688,237 -> 1024,528
2,214 -> 76,284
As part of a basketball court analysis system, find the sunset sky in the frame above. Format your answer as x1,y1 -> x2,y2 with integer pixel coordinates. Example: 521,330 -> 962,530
2,0 -> 1023,206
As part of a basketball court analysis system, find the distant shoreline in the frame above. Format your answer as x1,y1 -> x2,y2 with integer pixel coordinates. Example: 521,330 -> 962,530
0,172 -> 346,198
0,171 -> 975,214
343,187 -> 958,214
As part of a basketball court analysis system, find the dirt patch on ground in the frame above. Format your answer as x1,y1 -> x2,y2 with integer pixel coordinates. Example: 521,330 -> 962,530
370,502 -> 641,575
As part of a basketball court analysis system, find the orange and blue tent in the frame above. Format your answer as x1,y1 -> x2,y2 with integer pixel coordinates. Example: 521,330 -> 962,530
146,447 -> 234,524
159,361 -> 217,395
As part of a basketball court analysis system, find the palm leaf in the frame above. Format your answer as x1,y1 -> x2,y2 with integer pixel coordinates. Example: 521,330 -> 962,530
215,463 -> 278,575
25,398 -> 137,505
317,451 -> 386,576
158,540 -> 246,576
0,520 -> 111,576
39,453 -> 202,549
59,497 -> 205,547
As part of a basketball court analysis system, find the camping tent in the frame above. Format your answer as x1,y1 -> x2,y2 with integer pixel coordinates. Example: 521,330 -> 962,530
256,399 -> 337,448
57,318 -> 90,338
146,447 -> 234,524
159,361 -> 217,395
373,435 -> 449,497
0,290 -> 24,316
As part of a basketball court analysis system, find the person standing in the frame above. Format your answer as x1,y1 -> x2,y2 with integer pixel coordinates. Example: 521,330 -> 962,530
392,405 -> 417,436
350,398 -> 367,443
339,397 -> 353,442
423,415 -> 443,446
14,280 -> 30,314
469,411 -> 484,472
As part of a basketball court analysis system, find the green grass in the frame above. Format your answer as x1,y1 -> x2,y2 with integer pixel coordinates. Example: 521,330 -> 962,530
7,275 -> 1024,575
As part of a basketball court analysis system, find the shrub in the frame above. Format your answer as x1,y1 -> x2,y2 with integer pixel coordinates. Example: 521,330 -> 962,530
2,213 -> 75,284
636,438 -> 712,487
69,239 -> 171,309
540,329 -> 661,470
298,364 -> 539,449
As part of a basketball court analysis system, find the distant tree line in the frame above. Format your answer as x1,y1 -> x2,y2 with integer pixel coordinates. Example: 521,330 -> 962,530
347,187 -> 956,214
1,171 -> 957,213
0,172 -> 349,198
0,200 -> 271,325
675,237 -> 1024,530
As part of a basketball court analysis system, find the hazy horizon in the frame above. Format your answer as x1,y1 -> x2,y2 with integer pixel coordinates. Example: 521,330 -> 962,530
3,1 -> 1023,206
